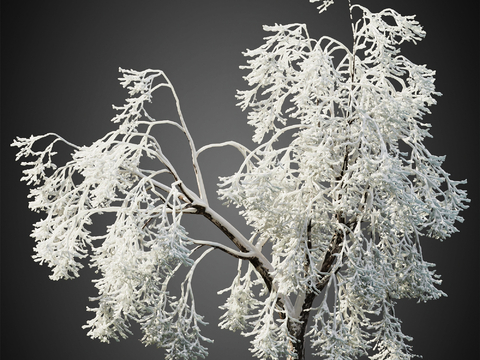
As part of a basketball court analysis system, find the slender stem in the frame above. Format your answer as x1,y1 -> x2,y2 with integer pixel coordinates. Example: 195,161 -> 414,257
162,73 -> 209,204
190,239 -> 256,259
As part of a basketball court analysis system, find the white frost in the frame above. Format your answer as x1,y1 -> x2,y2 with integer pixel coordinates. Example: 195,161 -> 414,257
12,3 -> 469,360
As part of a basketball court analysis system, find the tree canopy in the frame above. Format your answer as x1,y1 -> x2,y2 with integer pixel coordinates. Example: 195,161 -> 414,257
12,1 -> 469,359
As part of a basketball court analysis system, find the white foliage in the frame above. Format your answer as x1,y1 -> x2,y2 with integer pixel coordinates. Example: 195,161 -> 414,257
242,291 -> 295,359
219,3 -> 469,359
12,2 -> 469,360
218,261 -> 262,332
12,68 -> 213,358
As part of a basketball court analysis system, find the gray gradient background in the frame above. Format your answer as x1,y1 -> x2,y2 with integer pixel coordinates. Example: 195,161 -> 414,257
2,1 -> 479,359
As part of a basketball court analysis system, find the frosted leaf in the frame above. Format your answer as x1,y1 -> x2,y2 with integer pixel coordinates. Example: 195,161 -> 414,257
309,0 -> 335,13
218,262 -> 261,332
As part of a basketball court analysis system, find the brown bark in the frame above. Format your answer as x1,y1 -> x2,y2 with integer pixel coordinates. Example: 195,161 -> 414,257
287,291 -> 317,360
286,224 -> 347,359
193,204 -> 276,293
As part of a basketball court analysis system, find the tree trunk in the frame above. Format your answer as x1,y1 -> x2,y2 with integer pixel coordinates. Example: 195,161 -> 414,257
287,292 -> 317,360
288,337 -> 306,360
286,228 -> 346,359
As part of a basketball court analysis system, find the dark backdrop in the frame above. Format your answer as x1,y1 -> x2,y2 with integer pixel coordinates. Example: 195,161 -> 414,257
2,1 -> 479,359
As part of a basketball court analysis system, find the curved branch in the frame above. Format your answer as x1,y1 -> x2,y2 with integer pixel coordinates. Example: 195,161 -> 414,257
191,239 -> 256,259
197,141 -> 259,161
47,133 -> 82,151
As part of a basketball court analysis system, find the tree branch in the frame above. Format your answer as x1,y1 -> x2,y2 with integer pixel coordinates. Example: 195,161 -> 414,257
190,239 -> 256,259
161,73 -> 209,204
193,203 -> 295,316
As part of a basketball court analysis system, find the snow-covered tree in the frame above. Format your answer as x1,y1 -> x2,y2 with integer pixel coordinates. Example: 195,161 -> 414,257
12,1 -> 469,359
